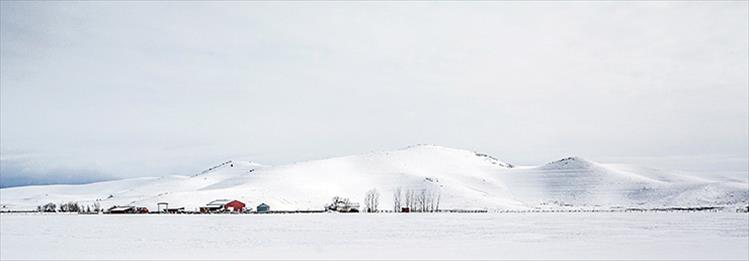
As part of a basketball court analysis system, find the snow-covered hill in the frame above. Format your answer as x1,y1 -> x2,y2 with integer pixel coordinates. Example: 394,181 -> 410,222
1,145 -> 746,211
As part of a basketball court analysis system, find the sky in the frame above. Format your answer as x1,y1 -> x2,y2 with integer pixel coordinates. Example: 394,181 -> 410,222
1,1 -> 747,187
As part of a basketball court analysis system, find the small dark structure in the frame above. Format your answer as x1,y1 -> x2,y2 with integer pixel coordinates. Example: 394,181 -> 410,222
107,206 -> 136,214
256,203 -> 270,213
401,207 -> 411,213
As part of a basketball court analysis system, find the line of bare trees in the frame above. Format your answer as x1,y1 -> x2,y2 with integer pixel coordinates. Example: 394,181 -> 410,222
37,202 -> 101,213
364,189 -> 380,212
393,187 -> 440,212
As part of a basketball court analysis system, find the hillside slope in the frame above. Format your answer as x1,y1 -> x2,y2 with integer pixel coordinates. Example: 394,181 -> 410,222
1,145 -> 746,211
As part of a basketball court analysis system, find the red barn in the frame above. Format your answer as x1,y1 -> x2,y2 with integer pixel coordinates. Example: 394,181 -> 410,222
224,200 -> 246,212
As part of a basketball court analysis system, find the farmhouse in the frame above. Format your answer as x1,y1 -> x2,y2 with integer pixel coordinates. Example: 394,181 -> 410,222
200,199 -> 246,213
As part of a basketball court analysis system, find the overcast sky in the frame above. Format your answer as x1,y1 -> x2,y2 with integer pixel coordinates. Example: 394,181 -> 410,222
1,2 -> 747,187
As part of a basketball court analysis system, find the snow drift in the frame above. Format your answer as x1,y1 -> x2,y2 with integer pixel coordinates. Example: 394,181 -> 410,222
1,145 -> 746,211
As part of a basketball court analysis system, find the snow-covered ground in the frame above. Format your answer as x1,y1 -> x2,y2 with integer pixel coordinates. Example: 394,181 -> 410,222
1,145 -> 746,212
1,212 -> 747,260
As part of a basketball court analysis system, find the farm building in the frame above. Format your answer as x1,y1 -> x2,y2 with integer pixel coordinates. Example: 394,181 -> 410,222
224,200 -> 245,212
107,206 -> 135,214
200,199 -> 246,213
327,197 -> 359,213
157,202 -> 169,213
256,203 -> 270,213
201,199 -> 231,213
165,207 -> 185,214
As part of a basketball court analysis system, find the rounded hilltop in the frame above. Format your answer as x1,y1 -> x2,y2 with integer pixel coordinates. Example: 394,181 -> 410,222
540,156 -> 598,170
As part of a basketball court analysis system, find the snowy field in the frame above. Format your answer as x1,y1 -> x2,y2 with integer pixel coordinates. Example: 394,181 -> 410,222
1,212 -> 747,260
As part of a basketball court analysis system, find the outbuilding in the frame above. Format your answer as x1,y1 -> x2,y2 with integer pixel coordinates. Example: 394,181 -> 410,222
224,200 -> 245,212
157,202 -> 169,213
165,207 -> 185,214
256,203 -> 270,213
107,206 -> 136,214
201,199 -> 231,213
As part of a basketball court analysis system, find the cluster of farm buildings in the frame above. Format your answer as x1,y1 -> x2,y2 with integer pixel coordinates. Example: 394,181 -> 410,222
104,195 -> 371,214
106,199 -> 271,214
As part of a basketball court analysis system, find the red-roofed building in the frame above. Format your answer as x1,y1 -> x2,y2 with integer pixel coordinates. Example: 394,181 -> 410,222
224,200 -> 246,212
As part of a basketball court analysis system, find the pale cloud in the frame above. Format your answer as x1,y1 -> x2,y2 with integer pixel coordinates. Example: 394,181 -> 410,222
1,2 -> 747,185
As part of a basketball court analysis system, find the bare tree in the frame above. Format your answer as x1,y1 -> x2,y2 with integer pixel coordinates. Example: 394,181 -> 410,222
364,192 -> 372,212
406,189 -> 415,210
427,190 -> 438,212
364,189 -> 380,213
434,191 -> 442,212
59,202 -> 80,212
404,189 -> 410,211
425,189 -> 442,212
373,190 -> 379,212
419,189 -> 428,212
42,202 -> 56,212
393,187 -> 402,212
427,191 -> 434,211
412,190 -> 418,212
